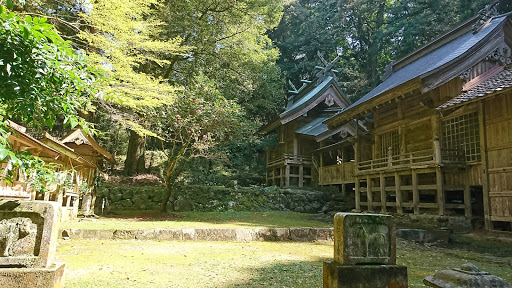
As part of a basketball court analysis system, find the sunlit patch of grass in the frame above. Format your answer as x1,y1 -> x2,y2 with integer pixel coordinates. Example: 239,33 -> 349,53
57,240 -> 332,288
57,237 -> 512,288
60,211 -> 332,230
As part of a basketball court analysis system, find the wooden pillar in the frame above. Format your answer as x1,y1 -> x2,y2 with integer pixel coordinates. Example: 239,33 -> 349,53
354,118 -> 361,174
432,115 -> 441,159
436,168 -> 445,216
44,192 -> 50,201
66,195 -> 72,208
373,134 -> 380,160
388,147 -> 393,168
298,165 -> 304,188
434,137 -> 442,165
399,125 -> 406,157
57,191 -> 64,207
412,170 -> 419,215
478,102 -> 491,229
341,183 -> 346,197
355,178 -> 361,210
293,138 -> 299,160
464,167 -> 472,218
367,175 -> 373,212
73,196 -> 79,216
380,174 -> 386,213
395,172 -> 403,214
266,168 -> 269,186
285,165 -> 290,187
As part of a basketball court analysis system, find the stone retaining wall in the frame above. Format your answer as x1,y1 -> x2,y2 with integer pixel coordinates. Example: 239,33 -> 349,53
60,227 -> 334,242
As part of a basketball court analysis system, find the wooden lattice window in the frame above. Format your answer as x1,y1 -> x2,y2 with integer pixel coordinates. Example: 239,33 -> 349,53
380,130 -> 399,158
442,112 -> 481,162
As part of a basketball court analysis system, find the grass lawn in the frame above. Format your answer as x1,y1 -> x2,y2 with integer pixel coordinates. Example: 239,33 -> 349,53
56,236 -> 512,288
60,210 -> 332,230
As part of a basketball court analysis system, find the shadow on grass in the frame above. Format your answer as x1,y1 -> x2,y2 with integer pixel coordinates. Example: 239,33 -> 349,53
99,210 -> 332,228
220,257 -> 329,288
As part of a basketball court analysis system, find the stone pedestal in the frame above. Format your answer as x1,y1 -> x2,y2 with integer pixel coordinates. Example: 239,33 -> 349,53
0,200 -> 65,288
0,262 -> 65,288
324,213 -> 408,288
323,261 -> 408,288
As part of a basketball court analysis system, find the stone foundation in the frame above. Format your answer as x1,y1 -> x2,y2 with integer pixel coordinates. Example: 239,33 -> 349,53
0,262 -> 65,288
323,261 -> 408,288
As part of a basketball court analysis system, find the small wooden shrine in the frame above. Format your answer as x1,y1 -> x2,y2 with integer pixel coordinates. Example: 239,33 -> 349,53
0,123 -> 115,220
259,53 -> 366,192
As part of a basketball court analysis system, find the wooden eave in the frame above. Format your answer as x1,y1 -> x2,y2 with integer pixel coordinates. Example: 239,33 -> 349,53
60,128 -> 116,164
421,19 -> 508,92
441,85 -> 512,112
6,121 -> 60,158
315,120 -> 358,143
325,77 -> 422,129
257,118 -> 282,135
40,134 -> 96,168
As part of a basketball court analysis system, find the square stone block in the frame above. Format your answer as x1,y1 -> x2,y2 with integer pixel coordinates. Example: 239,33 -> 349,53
0,200 -> 60,268
333,213 -> 395,265
323,261 -> 407,288
0,262 -> 65,288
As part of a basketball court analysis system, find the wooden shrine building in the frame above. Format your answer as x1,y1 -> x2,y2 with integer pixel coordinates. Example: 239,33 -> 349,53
259,54 -> 366,191
325,8 -> 512,231
0,123 -> 115,220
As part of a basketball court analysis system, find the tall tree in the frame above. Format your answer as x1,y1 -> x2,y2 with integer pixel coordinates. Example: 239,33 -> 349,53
157,76 -> 245,212
78,0 -> 188,176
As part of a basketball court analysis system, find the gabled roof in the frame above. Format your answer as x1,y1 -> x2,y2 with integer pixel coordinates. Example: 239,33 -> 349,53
60,128 -> 115,164
437,67 -> 512,110
326,13 -> 511,127
258,75 -> 350,135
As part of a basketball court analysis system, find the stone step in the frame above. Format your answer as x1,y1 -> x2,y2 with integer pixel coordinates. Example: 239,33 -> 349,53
60,227 -> 334,242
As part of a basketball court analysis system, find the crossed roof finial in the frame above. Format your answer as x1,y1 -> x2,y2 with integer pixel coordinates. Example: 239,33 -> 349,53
315,51 -> 341,84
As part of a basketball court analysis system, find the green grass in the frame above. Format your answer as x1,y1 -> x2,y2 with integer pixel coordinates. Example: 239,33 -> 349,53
57,240 -> 331,288
56,237 -> 512,288
60,211 -> 332,230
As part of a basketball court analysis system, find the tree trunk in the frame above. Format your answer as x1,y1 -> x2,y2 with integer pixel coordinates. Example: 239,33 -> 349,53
123,130 -> 146,176
160,184 -> 176,212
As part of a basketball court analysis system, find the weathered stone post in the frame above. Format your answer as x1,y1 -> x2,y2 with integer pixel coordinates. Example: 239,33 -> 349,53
0,200 -> 65,288
323,212 -> 408,288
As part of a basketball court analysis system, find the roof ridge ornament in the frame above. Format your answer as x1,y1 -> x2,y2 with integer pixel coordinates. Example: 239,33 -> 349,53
288,79 -> 307,94
472,1 -> 499,34
315,51 -> 341,84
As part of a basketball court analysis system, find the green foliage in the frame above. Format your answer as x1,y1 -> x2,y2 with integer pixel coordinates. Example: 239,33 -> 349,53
160,0 -> 285,123
79,0 -> 188,137
0,5 -> 98,192
0,5 -> 96,130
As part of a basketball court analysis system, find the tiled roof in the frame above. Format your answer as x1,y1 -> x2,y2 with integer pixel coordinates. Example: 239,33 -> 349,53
437,68 -> 512,109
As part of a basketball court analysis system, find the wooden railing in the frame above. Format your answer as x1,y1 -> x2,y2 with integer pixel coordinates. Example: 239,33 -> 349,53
267,153 -> 312,167
357,148 -> 465,172
319,162 -> 355,185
